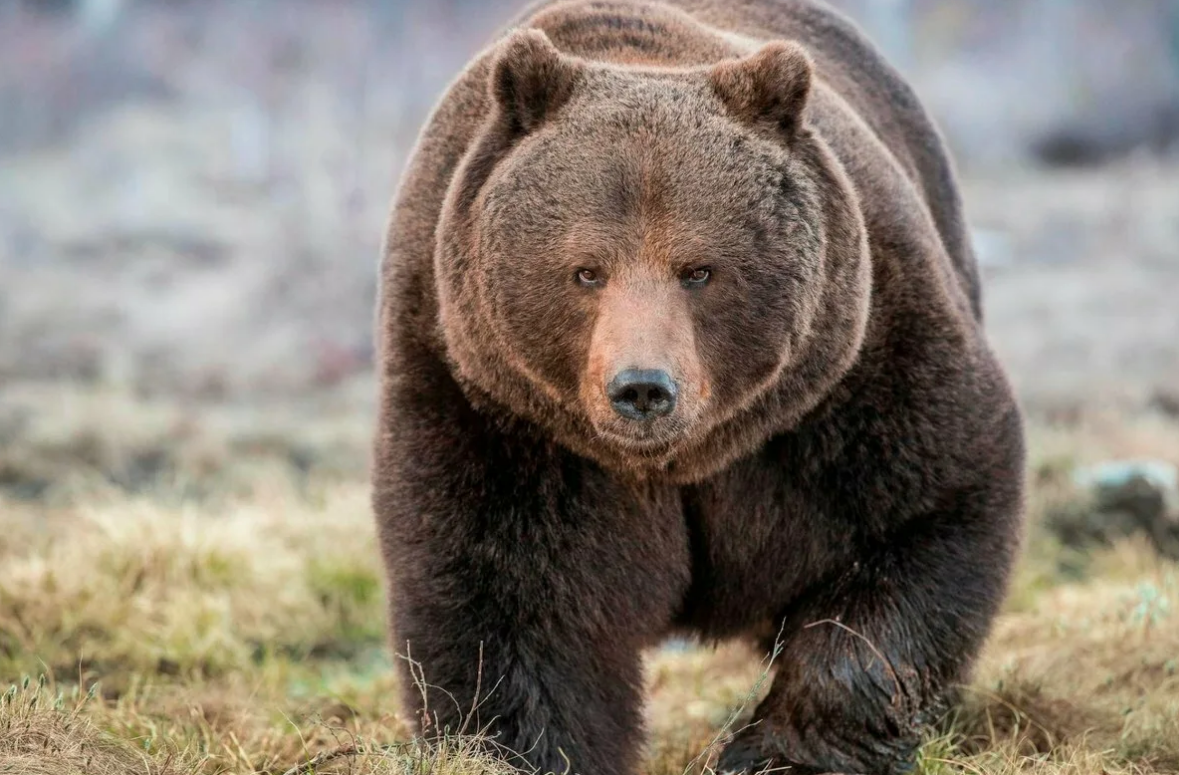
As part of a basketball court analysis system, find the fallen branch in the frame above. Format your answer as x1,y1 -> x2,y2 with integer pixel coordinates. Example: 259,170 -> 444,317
280,743 -> 375,775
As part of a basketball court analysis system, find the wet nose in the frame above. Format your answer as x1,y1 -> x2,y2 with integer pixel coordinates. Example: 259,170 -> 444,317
607,369 -> 678,421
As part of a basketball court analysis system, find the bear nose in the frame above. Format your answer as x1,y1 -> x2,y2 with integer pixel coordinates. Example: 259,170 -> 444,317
607,369 -> 678,421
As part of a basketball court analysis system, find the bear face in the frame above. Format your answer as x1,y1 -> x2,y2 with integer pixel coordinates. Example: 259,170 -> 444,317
435,30 -> 872,480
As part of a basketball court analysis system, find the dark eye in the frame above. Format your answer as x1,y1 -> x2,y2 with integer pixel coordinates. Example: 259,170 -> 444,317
682,266 -> 712,287
576,268 -> 602,287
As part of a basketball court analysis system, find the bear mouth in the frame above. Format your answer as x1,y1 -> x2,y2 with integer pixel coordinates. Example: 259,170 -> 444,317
591,422 -> 685,457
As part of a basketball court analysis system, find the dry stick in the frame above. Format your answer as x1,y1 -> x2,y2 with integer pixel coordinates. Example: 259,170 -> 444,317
457,641 -> 486,737
682,625 -> 788,775
281,643 -> 566,775
693,618 -> 901,775
280,736 -> 439,775
803,618 -> 904,697
396,643 -> 522,767
279,743 -> 367,775
278,734 -> 428,775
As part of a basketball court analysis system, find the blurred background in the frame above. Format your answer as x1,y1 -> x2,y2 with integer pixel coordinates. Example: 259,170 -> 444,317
1,0 -> 1178,493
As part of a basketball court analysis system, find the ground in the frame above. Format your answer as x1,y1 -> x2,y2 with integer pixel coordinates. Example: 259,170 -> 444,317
1,375 -> 1178,774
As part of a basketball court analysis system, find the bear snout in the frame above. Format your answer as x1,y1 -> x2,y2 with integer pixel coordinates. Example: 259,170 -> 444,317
607,368 -> 678,421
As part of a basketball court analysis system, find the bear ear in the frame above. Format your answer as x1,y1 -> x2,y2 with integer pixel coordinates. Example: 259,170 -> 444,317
709,41 -> 813,142
490,28 -> 582,135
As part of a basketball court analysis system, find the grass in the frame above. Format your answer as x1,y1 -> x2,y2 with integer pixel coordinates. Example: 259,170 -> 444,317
1,384 -> 1178,774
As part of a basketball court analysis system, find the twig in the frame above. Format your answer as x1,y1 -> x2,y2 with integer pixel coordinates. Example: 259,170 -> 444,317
803,618 -> 903,696
279,743 -> 368,775
683,624 -> 787,775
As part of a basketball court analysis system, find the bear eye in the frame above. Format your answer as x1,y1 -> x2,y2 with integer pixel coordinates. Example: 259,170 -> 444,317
682,266 -> 712,287
575,268 -> 602,287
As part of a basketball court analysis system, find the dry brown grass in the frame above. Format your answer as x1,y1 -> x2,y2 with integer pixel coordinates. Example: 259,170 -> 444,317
2,387 -> 1178,774
1,481 -> 382,686
0,677 -> 196,775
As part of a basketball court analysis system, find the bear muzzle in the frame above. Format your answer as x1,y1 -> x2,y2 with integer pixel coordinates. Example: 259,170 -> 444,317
607,368 -> 678,421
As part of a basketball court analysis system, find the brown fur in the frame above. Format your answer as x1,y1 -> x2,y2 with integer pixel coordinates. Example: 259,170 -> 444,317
372,1 -> 1023,773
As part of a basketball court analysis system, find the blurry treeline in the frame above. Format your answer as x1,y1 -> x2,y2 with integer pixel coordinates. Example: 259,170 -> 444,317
0,0 -> 1176,397
3,0 -> 1178,165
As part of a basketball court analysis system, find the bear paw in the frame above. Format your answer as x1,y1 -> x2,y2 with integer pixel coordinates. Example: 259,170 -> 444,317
715,734 -> 860,775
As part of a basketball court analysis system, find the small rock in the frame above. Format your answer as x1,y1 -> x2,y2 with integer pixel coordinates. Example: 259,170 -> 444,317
1073,460 -> 1179,513
1149,389 -> 1179,419
1055,460 -> 1179,560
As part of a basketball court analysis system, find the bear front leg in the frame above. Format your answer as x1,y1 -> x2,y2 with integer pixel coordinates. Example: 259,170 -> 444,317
716,501 -> 1019,775
373,372 -> 688,775
391,579 -> 647,775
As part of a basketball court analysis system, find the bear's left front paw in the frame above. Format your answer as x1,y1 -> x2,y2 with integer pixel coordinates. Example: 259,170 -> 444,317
714,738 -> 808,775
715,729 -> 861,775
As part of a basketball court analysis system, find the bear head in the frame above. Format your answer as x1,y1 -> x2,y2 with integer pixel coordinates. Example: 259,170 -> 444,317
435,28 -> 872,482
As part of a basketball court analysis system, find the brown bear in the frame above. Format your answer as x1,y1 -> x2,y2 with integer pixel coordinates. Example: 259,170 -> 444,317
371,1 -> 1025,773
